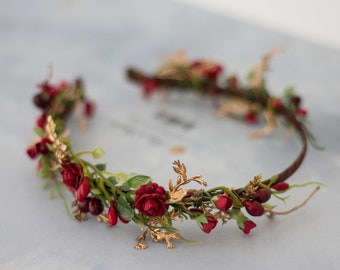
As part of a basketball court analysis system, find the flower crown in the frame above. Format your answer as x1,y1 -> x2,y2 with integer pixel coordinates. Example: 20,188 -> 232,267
27,49 -> 321,249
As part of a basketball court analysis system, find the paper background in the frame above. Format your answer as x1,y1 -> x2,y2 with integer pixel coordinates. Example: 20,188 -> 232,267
1,0 -> 339,269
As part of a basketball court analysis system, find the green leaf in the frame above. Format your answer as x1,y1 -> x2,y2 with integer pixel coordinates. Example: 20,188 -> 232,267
92,147 -> 105,159
37,157 -> 51,178
283,86 -> 295,99
195,214 -> 208,224
114,172 -> 128,183
116,195 -> 134,221
107,176 -> 118,186
60,137 -> 72,145
228,209 -> 247,229
126,174 -> 152,189
95,163 -> 106,171
34,127 -> 45,137
91,188 -> 102,195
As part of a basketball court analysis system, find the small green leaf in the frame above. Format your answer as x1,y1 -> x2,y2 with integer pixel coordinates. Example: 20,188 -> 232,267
95,163 -> 106,171
107,176 -> 118,186
126,174 -> 152,189
195,214 -> 208,224
91,188 -> 102,195
228,209 -> 247,229
37,157 -> 51,178
92,147 -> 105,159
60,137 -> 72,145
114,172 -> 128,183
283,86 -> 295,99
116,196 -> 134,221
34,127 -> 45,137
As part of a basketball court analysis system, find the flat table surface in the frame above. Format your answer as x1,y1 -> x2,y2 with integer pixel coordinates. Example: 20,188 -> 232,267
1,1 -> 340,269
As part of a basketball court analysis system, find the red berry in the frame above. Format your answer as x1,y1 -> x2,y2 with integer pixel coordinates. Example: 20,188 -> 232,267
291,95 -> 301,107
33,93 -> 50,110
253,189 -> 271,203
244,200 -> 264,216
89,197 -> 104,215
271,182 -> 289,191
78,197 -> 91,213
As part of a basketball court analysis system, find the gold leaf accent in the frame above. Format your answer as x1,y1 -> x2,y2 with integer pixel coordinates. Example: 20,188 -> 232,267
250,45 -> 284,90
135,227 -> 180,249
45,115 -> 69,165
168,160 -> 207,204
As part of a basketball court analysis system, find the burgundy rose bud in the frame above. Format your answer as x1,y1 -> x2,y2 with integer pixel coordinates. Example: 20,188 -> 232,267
85,100 -> 95,117
108,201 -> 118,226
202,64 -> 223,79
213,195 -> 233,212
134,183 -> 168,217
242,220 -> 257,234
89,197 -> 104,215
26,145 -> 38,159
244,200 -> 265,216
61,163 -> 82,192
119,215 -> 130,224
253,189 -> 271,203
271,182 -> 290,191
78,197 -> 91,213
297,108 -> 308,116
77,176 -> 91,202
272,99 -> 282,109
142,79 -> 160,98
244,113 -> 258,124
201,216 -> 218,234
36,114 -> 47,129
36,137 -> 52,156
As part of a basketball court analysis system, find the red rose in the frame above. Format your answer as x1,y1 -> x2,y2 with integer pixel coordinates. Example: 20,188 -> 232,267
213,195 -> 233,212
77,176 -> 91,202
242,220 -> 256,234
201,216 -> 218,233
61,163 -> 82,192
134,183 -> 168,217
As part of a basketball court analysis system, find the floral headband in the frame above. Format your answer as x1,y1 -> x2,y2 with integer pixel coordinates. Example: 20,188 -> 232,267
27,49 -> 321,249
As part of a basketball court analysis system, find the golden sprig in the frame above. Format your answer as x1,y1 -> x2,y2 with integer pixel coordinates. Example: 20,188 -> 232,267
244,175 -> 262,198
45,115 -> 69,166
168,160 -> 207,204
